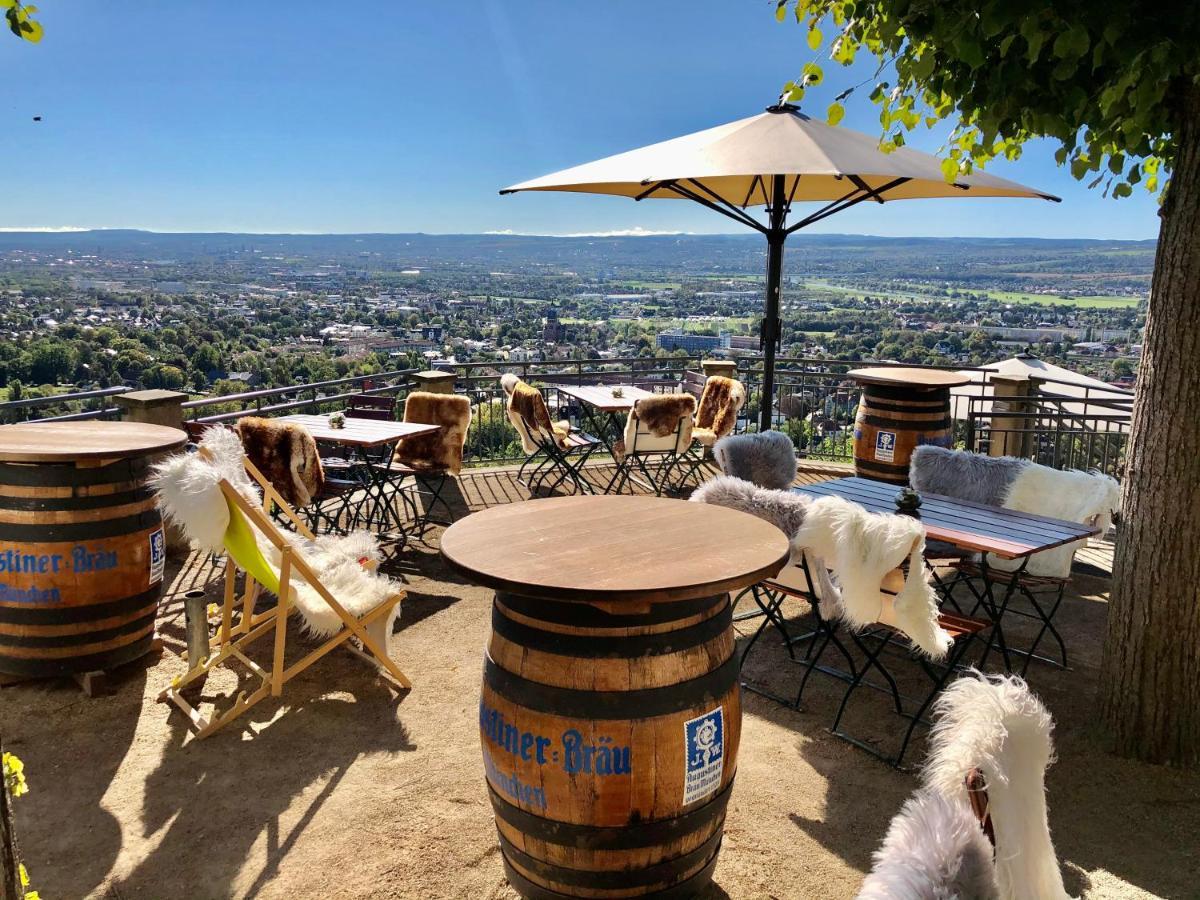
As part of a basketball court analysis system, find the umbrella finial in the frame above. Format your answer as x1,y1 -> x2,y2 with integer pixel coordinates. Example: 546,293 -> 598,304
767,96 -> 801,114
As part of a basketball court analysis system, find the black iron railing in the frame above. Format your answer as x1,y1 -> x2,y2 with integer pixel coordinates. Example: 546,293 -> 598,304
6,356 -> 1134,478
0,386 -> 130,424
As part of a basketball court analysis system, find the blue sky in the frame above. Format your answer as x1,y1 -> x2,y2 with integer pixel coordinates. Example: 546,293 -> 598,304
0,1 -> 1161,239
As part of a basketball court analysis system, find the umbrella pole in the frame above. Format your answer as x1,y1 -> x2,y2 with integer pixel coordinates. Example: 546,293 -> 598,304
759,174 -> 788,432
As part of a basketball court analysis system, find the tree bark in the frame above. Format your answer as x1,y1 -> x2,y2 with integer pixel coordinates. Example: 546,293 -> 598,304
1100,83 -> 1200,767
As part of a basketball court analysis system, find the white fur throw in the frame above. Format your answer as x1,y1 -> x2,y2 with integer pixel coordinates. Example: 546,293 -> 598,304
691,477 -> 950,658
911,446 -> 1120,578
150,429 -> 400,639
797,496 -> 952,659
713,430 -> 798,490
861,672 -> 1068,900
857,788 -> 999,900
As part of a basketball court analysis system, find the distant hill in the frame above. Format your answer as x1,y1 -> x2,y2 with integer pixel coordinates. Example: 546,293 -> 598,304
0,229 -> 1156,281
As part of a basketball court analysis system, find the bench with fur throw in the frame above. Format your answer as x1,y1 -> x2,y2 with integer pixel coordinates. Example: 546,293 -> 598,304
501,373 -> 571,453
910,445 -> 1120,578
691,476 -> 951,658
236,416 -> 325,508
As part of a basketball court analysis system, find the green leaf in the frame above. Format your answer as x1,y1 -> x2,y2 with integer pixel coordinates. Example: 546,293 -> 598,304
802,61 -> 824,86
1020,18 -> 1046,62
775,1 -> 788,23
940,157 -> 959,182
826,101 -> 845,126
999,34 -> 1017,58
807,25 -> 822,50
1113,182 -> 1133,198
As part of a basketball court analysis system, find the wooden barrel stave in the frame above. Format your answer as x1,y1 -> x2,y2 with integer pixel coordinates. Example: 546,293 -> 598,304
853,382 -> 954,484
0,456 -> 165,677
482,591 -> 739,897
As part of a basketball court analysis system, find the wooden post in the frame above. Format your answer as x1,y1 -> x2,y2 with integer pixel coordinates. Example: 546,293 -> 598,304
411,370 -> 456,394
701,360 -> 737,381
114,389 -> 188,430
988,375 -> 1033,458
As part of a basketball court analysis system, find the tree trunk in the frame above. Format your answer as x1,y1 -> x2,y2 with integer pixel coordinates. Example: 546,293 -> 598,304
1100,83 -> 1200,767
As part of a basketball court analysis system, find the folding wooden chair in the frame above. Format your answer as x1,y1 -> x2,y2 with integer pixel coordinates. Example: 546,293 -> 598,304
604,394 -> 695,496
158,453 -> 409,739
503,376 -> 601,495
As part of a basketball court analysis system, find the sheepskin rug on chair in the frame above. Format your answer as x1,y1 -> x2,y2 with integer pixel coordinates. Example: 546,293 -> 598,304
858,671 -> 1070,900
151,427 -> 401,639
713,430 -> 798,490
910,445 -> 1121,577
691,477 -> 951,658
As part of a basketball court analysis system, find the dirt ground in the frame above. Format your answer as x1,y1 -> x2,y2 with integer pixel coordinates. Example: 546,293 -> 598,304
2,535 -> 1198,900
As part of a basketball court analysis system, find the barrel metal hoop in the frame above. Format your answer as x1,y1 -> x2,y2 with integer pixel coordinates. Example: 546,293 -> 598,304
497,827 -> 722,890
0,487 -> 155,512
0,632 -> 154,677
0,585 -> 163,626
0,509 -> 162,543
483,653 -> 738,720
859,397 -> 949,414
862,383 -> 944,402
496,591 -> 727,627
860,414 -> 952,430
491,601 -> 730,659
487,777 -> 734,850
0,609 -> 156,649
0,457 -> 150,487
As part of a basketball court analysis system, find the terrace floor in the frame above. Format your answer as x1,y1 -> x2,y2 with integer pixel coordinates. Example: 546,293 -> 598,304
2,461 -> 1195,900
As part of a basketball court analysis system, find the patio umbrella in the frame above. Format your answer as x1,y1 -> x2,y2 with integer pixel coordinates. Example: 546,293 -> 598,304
501,103 -> 1059,430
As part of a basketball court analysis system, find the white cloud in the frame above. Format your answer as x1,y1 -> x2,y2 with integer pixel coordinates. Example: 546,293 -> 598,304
0,226 -> 91,232
484,226 -> 688,237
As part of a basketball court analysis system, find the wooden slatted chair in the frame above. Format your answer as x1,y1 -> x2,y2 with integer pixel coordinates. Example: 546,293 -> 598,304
157,447 -> 409,739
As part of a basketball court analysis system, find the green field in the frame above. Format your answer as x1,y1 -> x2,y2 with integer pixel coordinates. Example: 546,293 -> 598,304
981,290 -> 1141,308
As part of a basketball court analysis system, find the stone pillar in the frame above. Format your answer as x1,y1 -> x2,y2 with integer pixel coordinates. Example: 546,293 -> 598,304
115,390 -> 190,555
988,376 -> 1033,458
114,389 -> 189,430
701,360 -> 737,381
411,370 -> 456,394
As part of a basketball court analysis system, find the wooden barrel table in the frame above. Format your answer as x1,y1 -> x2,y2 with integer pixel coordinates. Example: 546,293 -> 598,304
442,495 -> 789,899
0,421 -> 187,678
849,367 -> 970,485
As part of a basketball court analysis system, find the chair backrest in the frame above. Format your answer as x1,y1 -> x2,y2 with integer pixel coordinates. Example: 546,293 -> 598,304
695,376 -> 746,438
623,394 -> 695,455
503,376 -> 565,453
393,391 -> 472,474
713,431 -> 797,489
236,416 -> 325,508
346,394 -> 396,421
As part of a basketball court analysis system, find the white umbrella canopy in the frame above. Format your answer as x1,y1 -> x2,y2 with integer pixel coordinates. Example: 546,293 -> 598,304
501,104 -> 1059,430
501,106 -> 1059,206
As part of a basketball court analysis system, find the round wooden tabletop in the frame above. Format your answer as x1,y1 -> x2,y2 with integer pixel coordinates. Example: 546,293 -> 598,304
0,421 -> 188,463
441,494 -> 791,604
848,366 -> 971,389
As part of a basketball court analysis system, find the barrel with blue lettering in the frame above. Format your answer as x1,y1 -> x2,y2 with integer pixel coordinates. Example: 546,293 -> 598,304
481,590 -> 740,898
0,422 -> 186,678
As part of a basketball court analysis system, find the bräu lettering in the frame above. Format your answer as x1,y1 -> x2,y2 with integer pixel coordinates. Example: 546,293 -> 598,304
479,701 -> 631,775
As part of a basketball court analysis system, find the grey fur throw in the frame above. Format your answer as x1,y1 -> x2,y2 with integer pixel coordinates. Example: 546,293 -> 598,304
713,430 -> 798,490
909,445 -> 1027,507
690,474 -> 810,538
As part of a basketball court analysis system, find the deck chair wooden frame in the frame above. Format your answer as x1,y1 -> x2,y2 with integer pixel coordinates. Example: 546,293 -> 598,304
159,453 -> 409,739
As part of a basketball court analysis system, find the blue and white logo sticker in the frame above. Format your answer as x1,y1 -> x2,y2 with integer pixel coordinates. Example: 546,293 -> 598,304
683,707 -> 724,805
149,528 -> 165,584
874,430 -> 896,463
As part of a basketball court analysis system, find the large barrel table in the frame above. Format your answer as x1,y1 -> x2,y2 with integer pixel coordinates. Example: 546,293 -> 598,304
849,367 -> 970,484
441,495 -> 789,899
0,421 -> 187,678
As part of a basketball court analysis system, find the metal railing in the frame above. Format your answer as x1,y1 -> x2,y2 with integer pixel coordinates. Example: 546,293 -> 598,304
0,386 -> 130,424
6,356 -> 1133,478
183,370 -> 419,423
